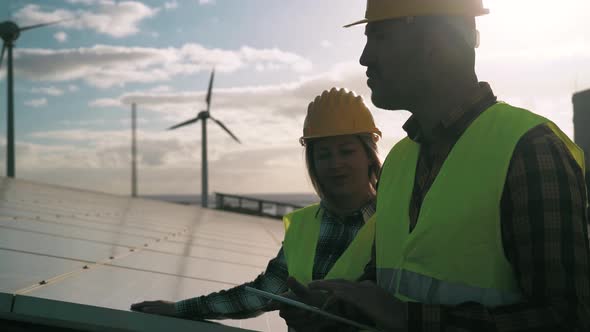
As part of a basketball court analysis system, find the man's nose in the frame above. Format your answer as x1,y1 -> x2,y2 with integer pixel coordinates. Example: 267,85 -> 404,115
360,41 -> 371,67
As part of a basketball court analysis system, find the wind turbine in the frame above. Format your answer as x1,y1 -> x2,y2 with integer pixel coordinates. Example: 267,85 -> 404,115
168,69 -> 241,208
0,19 -> 64,178
131,102 -> 138,198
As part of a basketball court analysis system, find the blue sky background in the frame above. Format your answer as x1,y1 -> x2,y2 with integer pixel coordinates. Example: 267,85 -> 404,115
0,0 -> 588,196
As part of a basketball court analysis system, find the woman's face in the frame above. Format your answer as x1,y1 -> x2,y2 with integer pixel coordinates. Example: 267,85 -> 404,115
312,135 -> 372,198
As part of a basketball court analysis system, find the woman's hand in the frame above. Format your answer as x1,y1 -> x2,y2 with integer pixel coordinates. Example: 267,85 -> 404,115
309,279 -> 406,330
130,300 -> 179,317
265,277 -> 369,332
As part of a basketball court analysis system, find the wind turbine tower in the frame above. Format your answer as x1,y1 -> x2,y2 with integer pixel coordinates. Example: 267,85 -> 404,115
0,20 -> 63,177
168,69 -> 241,207
131,102 -> 138,197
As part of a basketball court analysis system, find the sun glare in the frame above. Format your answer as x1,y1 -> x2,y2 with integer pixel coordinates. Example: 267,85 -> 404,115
478,0 -> 588,58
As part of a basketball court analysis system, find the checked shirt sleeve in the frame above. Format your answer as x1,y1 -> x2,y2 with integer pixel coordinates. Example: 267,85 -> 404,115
174,247 -> 290,320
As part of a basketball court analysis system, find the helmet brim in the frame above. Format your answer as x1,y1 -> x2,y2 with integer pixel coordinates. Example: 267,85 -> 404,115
343,8 -> 489,28
343,18 -> 368,28
300,131 -> 382,146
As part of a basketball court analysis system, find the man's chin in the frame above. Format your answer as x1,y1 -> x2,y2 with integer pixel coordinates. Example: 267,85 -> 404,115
371,93 -> 405,111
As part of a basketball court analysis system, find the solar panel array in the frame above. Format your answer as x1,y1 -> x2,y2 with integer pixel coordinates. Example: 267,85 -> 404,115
0,177 -> 286,331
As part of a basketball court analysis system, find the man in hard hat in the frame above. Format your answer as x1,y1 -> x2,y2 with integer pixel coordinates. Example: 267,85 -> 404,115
277,0 -> 590,331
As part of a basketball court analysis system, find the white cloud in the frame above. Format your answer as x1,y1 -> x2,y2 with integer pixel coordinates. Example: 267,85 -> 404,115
240,47 -> 312,73
97,61 -> 409,154
116,61 -> 375,119
98,53 -> 582,151
24,98 -> 48,107
14,44 -> 312,88
59,119 -> 106,126
89,98 -> 122,107
28,129 -> 198,169
320,40 -> 333,48
31,86 -> 64,96
164,1 -> 179,10
54,31 -> 68,43
89,86 -> 174,108
16,129 -> 313,195
15,32 -> 586,195
14,2 -> 159,38
68,84 -> 79,92
31,129 -> 125,142
5,0 -> 586,198
65,0 -> 96,4
149,85 -> 172,93
199,0 -> 215,5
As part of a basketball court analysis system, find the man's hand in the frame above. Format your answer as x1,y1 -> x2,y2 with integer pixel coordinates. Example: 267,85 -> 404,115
264,277 -> 369,332
130,300 -> 179,317
309,279 -> 406,330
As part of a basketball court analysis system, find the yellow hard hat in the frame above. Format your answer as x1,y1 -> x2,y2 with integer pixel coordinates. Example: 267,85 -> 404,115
344,0 -> 489,27
300,88 -> 382,145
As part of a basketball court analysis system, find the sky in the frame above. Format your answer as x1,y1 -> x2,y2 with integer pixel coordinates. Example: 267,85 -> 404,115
0,0 -> 588,196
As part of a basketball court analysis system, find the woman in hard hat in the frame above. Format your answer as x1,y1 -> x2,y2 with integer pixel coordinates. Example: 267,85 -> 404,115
131,87 -> 382,323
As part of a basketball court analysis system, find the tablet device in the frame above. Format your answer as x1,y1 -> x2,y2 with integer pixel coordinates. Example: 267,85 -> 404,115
245,286 -> 380,332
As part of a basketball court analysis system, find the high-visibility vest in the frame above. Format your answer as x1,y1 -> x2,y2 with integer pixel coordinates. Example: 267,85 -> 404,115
376,102 -> 585,307
283,204 -> 376,285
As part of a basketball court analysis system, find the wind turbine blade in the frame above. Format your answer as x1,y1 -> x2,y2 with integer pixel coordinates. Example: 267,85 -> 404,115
168,116 -> 200,130
205,68 -> 215,110
210,117 -> 241,143
0,43 -> 5,71
19,19 -> 68,32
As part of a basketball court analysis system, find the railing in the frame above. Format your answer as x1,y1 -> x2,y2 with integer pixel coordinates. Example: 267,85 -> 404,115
215,192 -> 304,220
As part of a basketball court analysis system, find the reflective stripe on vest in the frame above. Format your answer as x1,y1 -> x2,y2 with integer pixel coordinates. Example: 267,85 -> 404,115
376,103 -> 585,307
377,268 -> 524,306
283,204 -> 376,286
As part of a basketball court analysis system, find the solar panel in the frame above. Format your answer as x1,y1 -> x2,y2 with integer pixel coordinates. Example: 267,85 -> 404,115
0,177 -> 287,331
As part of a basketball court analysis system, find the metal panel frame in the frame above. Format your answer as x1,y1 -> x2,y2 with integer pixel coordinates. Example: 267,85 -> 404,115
9,295 -> 253,332
0,292 -> 12,313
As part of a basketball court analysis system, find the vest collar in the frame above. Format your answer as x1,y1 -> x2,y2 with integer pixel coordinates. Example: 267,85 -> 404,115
402,82 -> 497,144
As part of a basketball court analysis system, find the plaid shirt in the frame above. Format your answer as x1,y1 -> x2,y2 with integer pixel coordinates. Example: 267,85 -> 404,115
389,83 -> 590,331
174,201 -> 376,320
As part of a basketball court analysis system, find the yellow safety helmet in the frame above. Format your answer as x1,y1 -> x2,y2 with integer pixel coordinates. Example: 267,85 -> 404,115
344,0 -> 489,27
300,88 -> 382,146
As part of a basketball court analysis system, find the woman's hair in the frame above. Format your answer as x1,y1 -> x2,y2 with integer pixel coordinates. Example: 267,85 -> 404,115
305,134 -> 381,201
